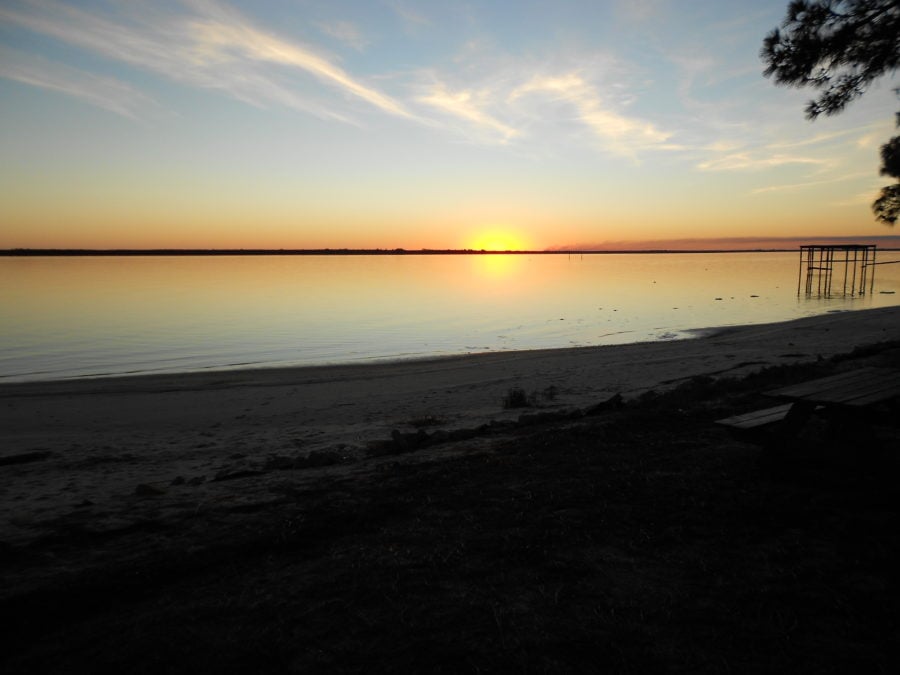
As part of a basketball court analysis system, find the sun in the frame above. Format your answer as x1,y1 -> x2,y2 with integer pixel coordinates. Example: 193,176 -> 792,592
468,229 -> 528,252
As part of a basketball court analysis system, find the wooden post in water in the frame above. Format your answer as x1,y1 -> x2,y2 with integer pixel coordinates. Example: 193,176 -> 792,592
798,244 -> 876,297
869,247 -> 877,294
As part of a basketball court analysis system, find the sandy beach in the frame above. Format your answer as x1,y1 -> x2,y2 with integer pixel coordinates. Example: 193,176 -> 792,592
2,305 -> 900,673
3,305 -> 900,545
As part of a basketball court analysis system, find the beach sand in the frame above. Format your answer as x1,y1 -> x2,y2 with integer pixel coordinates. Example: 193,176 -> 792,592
2,305 -> 900,672
3,305 -> 899,544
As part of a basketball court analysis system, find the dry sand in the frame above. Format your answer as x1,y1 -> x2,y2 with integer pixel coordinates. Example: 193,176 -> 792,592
2,305 -> 899,547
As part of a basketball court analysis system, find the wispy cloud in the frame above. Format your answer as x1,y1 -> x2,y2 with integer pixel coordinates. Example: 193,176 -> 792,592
766,127 -> 876,150
314,20 -> 369,51
829,180 -> 885,207
417,82 -> 519,142
612,0 -> 671,24
186,0 -> 411,118
704,140 -> 743,153
698,152 -> 828,172
386,0 -> 431,29
0,1 -> 688,156
0,46 -> 161,120
405,26 -> 681,157
697,123 -> 884,174
510,73 -> 674,156
752,171 -> 872,194
0,0 -> 411,122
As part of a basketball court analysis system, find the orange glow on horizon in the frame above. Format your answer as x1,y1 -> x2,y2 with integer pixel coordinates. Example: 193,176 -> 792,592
467,229 -> 530,252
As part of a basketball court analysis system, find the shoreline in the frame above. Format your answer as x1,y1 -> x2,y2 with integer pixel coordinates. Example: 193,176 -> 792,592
3,304 -> 899,395
4,244 -> 900,256
6,248 -> 899,256
3,305 -> 900,547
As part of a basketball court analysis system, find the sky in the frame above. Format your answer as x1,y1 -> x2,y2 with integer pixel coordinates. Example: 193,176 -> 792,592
1,0 -> 898,251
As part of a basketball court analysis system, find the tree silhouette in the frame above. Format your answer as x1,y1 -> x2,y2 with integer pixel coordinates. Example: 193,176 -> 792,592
761,0 -> 900,224
874,120 -> 900,224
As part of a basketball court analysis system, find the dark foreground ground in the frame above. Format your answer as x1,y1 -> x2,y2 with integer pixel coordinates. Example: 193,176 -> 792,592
2,344 -> 900,674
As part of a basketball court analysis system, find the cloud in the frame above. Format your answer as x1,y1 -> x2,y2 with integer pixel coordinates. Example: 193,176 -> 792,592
704,140 -> 743,153
828,180 -> 885,207
697,124 -> 882,173
509,73 -> 674,155
386,1 -> 431,29
417,83 -> 519,142
751,171 -> 872,194
0,0 -> 411,121
185,1 -> 411,118
0,1 -> 683,156
416,60 -> 677,157
766,127 -> 873,150
314,20 -> 369,51
697,152 -> 828,172
856,132 -> 880,149
0,46 -> 161,119
612,0 -> 671,23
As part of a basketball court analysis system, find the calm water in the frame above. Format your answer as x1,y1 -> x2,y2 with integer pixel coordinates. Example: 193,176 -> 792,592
2,252 -> 899,382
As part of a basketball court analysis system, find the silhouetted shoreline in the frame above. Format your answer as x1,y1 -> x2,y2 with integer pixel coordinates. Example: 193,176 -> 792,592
7,247 -> 899,256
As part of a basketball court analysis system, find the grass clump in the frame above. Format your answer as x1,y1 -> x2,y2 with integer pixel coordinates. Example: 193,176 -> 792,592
407,415 -> 446,428
503,387 -> 531,409
503,385 -> 560,409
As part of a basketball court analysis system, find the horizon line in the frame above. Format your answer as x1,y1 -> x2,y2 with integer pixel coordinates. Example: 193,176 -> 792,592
4,245 -> 900,256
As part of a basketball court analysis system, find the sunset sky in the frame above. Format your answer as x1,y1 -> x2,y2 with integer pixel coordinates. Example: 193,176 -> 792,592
1,0 -> 898,250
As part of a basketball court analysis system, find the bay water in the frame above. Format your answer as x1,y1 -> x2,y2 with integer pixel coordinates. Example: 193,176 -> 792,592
2,252 -> 899,382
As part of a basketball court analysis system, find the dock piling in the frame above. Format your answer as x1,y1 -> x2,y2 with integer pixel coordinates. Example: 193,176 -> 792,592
798,244 -> 876,298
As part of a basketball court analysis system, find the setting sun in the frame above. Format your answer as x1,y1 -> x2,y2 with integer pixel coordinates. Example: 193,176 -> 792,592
468,229 -> 529,252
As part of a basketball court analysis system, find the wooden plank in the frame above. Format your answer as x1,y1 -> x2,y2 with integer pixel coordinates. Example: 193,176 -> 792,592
716,403 -> 793,430
767,367 -> 899,406
849,380 -> 900,407
797,372 -> 899,406
766,367 -> 879,399
822,379 -> 900,405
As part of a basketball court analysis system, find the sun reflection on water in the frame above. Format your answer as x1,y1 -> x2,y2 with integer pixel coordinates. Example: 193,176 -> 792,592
469,254 -> 526,283
3,251 -> 899,381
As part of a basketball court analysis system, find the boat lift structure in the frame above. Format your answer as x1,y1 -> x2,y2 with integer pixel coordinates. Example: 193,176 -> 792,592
798,244 -> 876,297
